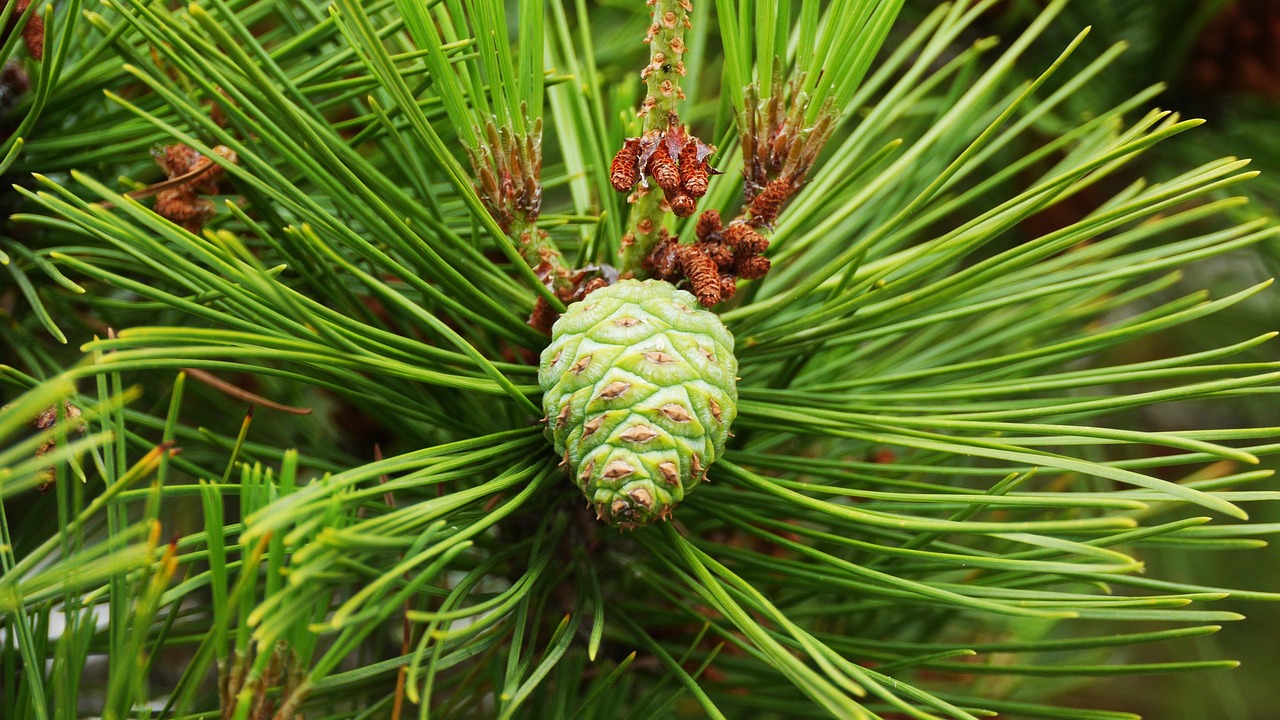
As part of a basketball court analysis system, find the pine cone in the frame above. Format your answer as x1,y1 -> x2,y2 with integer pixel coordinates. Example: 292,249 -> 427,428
539,279 -> 738,528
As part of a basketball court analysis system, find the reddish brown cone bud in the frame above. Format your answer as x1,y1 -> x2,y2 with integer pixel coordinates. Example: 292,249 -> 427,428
610,139 -> 641,192
645,237 -> 682,281
700,241 -> 734,269
679,141 -> 710,197
677,245 -> 721,307
722,223 -> 769,255
718,273 -> 738,301
647,145 -> 681,191
530,295 -> 558,335
749,176 -> 792,226
695,209 -> 722,241
734,254 -> 771,280
669,191 -> 697,217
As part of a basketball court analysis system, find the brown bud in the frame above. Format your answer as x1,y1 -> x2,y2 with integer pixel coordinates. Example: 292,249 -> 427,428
695,209 -> 722,240
718,273 -> 737,301
579,277 -> 608,298
206,87 -> 233,128
529,295 -> 557,334
155,191 -> 215,233
679,141 -> 709,197
677,244 -> 720,306
682,161 -> 709,197
700,241 -> 734,270
723,223 -> 769,255
647,145 -> 681,191
154,144 -> 202,178
669,191 -> 696,217
750,176 -> 792,226
18,0 -> 44,60
610,138 -> 641,192
735,254 -> 771,280
645,237 -> 682,280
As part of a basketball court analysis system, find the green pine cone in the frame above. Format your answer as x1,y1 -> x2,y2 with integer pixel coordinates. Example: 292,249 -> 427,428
539,279 -> 738,528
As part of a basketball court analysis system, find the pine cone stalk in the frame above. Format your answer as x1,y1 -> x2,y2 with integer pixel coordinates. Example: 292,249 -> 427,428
617,0 -> 695,272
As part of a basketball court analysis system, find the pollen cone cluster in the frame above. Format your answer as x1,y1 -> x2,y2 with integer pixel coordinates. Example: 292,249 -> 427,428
610,122 -> 717,218
539,279 -> 738,529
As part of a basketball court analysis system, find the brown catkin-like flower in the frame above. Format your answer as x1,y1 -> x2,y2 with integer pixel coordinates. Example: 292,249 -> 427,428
193,146 -> 235,192
154,143 -> 202,178
154,144 -> 236,193
695,209 -> 722,241
647,145 -> 681,191
700,241 -> 734,270
718,273 -> 738,301
677,245 -> 721,307
8,0 -> 44,60
149,144 -> 237,233
722,222 -> 769,255
735,254 -> 771,280
645,236 -> 682,281
749,176 -> 792,226
207,87 -> 233,128
669,191 -> 697,218
610,139 -> 641,192
578,277 -> 609,298
530,295 -> 559,335
155,193 -> 215,234
679,141 -> 709,197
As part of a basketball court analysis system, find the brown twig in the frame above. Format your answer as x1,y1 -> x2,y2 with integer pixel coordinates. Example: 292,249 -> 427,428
182,368 -> 313,415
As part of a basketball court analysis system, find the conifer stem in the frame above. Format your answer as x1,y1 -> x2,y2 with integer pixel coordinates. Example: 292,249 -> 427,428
620,0 -> 691,275
511,216 -> 574,296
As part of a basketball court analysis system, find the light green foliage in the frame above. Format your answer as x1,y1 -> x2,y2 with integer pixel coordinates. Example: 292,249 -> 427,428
541,279 -> 737,527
